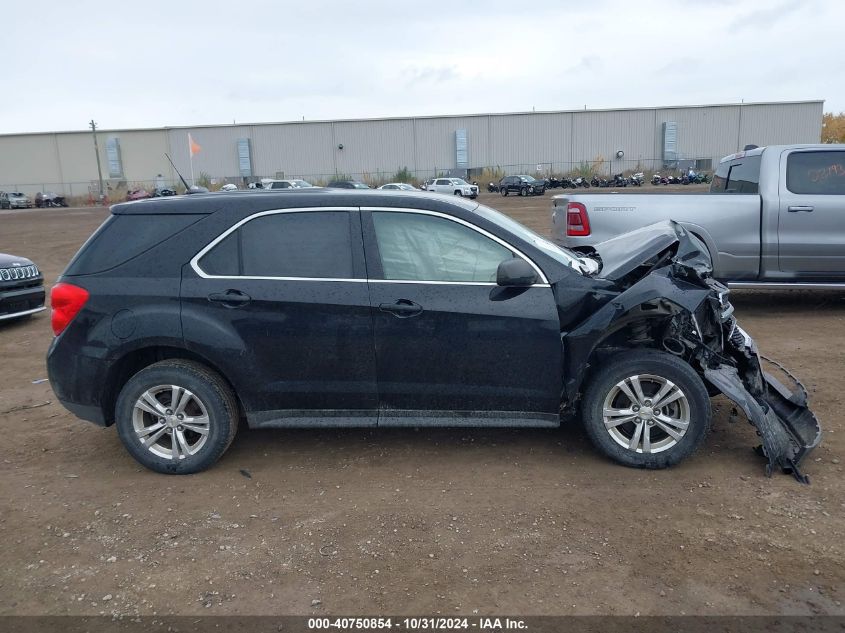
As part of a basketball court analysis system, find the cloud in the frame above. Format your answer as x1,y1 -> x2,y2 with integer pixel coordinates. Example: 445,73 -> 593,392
0,0 -> 840,133
728,0 -> 804,32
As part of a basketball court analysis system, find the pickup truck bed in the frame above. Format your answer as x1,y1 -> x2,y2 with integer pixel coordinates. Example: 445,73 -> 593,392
552,144 -> 845,287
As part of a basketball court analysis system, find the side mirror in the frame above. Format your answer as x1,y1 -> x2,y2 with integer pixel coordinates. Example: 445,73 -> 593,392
496,258 -> 538,287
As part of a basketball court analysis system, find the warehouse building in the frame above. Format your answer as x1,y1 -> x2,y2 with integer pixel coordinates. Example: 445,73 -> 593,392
0,100 -> 823,199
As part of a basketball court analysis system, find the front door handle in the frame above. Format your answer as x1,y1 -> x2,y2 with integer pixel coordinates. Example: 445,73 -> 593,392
379,299 -> 423,318
208,290 -> 251,308
787,206 -> 814,212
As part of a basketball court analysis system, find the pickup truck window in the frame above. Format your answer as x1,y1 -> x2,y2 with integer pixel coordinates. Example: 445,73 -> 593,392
786,151 -> 845,195
710,155 -> 761,194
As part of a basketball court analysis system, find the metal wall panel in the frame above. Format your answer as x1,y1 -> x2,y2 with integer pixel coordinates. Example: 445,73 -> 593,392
414,116 -> 491,174
332,118 -> 415,178
653,105 -> 742,164
570,109 -> 655,171
488,112 -> 574,170
166,125 -> 251,181
0,102 -> 824,191
738,101 -> 823,149
0,133 -> 66,190
248,122 -> 334,179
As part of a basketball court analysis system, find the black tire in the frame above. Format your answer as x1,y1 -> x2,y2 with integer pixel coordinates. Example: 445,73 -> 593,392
519,187 -> 527,197
454,190 -> 463,197
580,350 -> 711,469
115,359 -> 239,474
500,187 -> 508,197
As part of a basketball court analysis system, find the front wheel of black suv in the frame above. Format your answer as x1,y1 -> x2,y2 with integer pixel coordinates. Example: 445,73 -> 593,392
115,360 -> 239,474
580,350 -> 711,469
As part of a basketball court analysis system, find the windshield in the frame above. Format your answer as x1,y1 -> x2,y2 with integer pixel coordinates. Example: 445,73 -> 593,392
450,179 -> 469,185
10,193 -> 25,198
398,184 -> 415,190
292,180 -> 313,187
352,182 -> 370,189
518,176 -> 537,183
472,203 -> 584,272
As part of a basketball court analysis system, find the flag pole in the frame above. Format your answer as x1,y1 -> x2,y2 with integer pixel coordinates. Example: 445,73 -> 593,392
188,134 -> 195,186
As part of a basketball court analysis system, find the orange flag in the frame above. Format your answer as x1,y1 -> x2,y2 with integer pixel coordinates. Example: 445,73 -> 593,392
188,133 -> 202,157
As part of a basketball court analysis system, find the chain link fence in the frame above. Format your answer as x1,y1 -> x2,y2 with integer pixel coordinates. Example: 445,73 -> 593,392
0,158 -> 714,206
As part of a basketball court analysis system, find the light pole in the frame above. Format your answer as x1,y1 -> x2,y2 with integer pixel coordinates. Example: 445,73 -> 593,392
90,120 -> 105,204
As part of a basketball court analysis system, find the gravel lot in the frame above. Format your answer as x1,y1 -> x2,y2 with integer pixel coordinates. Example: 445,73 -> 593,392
1,190 -> 843,617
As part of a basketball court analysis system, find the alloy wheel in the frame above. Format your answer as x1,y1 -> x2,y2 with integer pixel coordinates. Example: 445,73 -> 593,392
132,384 -> 210,460
602,373 -> 689,454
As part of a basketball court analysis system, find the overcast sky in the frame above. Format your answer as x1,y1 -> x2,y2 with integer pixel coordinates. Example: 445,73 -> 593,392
2,0 -> 842,134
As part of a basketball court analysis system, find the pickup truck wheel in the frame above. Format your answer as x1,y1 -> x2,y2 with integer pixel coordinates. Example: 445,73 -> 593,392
454,190 -> 463,197
115,360 -> 239,474
581,350 -> 711,469
500,188 -> 508,197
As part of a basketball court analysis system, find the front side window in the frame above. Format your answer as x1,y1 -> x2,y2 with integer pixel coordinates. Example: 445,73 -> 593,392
198,211 -> 354,279
372,212 -> 515,283
786,151 -> 845,195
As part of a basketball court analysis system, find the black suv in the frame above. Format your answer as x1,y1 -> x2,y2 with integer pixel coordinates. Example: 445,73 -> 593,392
498,175 -> 546,197
0,252 -> 45,321
47,190 -> 819,479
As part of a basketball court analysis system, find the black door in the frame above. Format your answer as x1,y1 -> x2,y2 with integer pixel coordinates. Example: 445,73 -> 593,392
181,208 -> 379,427
362,208 -> 562,426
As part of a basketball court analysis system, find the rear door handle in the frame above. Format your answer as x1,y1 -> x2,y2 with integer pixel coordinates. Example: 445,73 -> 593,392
379,299 -> 423,318
787,206 -> 814,212
208,290 -> 251,307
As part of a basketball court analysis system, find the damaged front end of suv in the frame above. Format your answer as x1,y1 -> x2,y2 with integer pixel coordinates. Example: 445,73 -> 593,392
562,221 -> 821,482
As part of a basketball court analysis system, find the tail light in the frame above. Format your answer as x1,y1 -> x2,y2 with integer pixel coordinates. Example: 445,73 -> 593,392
51,283 -> 89,336
566,202 -> 591,236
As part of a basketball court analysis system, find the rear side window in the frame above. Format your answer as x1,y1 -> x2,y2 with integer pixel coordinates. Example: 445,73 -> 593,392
198,211 -> 355,279
64,214 -> 203,276
710,155 -> 761,193
786,151 -> 845,195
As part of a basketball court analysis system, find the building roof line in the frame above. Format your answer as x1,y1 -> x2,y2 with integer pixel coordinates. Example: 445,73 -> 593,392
0,100 -> 825,138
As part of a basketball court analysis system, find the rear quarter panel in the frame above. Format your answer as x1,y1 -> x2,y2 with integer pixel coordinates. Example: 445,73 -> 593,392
552,193 -> 762,281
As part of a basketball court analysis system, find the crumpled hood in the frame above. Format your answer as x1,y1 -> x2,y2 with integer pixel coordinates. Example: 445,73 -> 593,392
592,220 -> 711,281
0,252 -> 34,268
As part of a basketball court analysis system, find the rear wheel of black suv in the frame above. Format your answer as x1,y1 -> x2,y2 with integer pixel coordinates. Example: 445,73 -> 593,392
500,187 -> 508,197
115,360 -> 239,474
581,350 -> 711,469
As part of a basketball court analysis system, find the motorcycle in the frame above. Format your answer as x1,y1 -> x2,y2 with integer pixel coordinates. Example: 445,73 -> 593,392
487,182 -> 499,193
611,173 -> 628,187
547,176 -> 562,189
573,177 -> 591,188
590,176 -> 601,187
153,187 -> 177,197
630,172 -> 645,187
651,173 -> 662,186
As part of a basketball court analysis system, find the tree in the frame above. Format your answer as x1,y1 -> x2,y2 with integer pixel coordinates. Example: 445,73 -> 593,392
822,112 -> 845,143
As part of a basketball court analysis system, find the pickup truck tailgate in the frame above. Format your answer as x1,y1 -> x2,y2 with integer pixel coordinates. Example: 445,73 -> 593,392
552,193 -> 762,281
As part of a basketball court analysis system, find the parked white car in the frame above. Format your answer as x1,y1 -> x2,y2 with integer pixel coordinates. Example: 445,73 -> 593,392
378,183 -> 420,191
258,179 -> 316,190
425,178 -> 478,198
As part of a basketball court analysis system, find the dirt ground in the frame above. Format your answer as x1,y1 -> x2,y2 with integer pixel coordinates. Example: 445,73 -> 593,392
0,189 -> 843,618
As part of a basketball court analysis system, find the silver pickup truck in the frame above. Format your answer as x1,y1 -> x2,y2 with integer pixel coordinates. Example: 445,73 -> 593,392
552,144 -> 845,288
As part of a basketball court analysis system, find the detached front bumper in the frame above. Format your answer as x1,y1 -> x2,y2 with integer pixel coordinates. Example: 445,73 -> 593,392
704,323 -> 822,483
